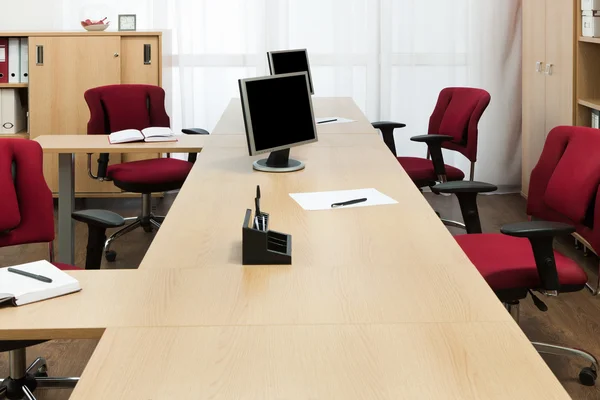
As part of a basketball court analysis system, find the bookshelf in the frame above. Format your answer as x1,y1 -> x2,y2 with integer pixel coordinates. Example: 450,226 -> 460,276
0,83 -> 27,88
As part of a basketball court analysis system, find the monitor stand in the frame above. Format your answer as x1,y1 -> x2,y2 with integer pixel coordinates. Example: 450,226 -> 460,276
253,149 -> 305,173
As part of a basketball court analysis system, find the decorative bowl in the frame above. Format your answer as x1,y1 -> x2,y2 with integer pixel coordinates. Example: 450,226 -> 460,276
83,24 -> 109,31
81,18 -> 110,31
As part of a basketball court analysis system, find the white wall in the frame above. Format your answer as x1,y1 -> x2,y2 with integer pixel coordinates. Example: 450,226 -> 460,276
0,0 -> 153,31
0,0 -> 63,30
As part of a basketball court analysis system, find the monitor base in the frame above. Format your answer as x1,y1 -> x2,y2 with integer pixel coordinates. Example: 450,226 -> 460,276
253,149 -> 305,173
253,158 -> 305,173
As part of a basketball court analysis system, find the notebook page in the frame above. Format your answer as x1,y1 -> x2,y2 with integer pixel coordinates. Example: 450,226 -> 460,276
141,127 -> 173,138
0,260 -> 80,304
109,129 -> 144,144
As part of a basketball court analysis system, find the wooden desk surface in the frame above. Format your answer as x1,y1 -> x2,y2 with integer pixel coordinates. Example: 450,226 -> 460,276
213,97 -> 378,135
69,323 -> 569,400
34,134 -> 207,153
2,97 -> 567,397
0,262 -> 511,340
142,139 -> 473,271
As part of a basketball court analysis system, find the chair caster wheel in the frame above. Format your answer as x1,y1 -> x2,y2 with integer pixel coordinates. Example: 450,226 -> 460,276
579,366 -> 597,386
105,251 -> 117,262
34,363 -> 48,378
143,225 -> 153,233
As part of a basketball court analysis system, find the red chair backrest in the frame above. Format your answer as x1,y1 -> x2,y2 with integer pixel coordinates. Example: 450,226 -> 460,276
0,139 -> 54,247
428,87 -> 491,163
528,126 -> 600,250
84,84 -> 170,134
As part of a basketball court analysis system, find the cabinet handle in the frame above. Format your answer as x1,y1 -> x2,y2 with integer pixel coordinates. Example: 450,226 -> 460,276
36,45 -> 44,65
114,52 -> 120,58
535,61 -> 543,73
143,44 -> 151,65
545,63 -> 553,76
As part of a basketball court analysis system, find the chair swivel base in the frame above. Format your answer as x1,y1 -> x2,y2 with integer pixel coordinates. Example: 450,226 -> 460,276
104,214 -> 164,262
0,356 -> 78,400
505,301 -> 598,386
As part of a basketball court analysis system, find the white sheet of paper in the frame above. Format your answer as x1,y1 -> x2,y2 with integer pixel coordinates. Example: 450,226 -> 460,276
316,117 -> 356,125
289,188 -> 398,211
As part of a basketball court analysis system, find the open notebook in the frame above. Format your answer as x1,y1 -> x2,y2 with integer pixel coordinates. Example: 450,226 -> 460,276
0,261 -> 81,306
108,127 -> 177,144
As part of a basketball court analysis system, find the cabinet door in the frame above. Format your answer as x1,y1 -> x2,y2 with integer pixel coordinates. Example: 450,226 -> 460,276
120,36 -> 161,164
29,36 -> 122,194
544,0 -> 574,131
522,0 -> 547,196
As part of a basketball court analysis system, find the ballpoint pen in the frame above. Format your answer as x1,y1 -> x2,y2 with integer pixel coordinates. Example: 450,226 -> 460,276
7,267 -> 53,283
331,198 -> 368,208
317,119 -> 337,124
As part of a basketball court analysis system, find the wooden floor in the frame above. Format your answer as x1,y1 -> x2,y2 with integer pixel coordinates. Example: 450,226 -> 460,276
1,193 -> 600,399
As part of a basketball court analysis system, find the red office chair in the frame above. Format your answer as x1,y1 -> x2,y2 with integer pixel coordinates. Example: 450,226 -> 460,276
431,126 -> 600,386
84,84 -> 208,262
526,127 -> 600,295
373,87 -> 490,187
0,139 -> 124,399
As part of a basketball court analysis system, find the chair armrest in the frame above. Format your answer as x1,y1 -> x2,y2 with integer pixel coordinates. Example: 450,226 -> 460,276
432,181 -> 496,234
181,128 -> 209,163
182,128 -> 210,135
431,181 -> 498,194
500,221 -> 575,293
371,121 -> 406,156
408,135 -> 454,179
372,121 -> 406,130
500,221 -> 575,238
72,210 -> 125,229
409,134 -> 454,144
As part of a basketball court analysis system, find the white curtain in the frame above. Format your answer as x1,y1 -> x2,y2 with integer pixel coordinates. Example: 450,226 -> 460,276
64,0 -> 522,187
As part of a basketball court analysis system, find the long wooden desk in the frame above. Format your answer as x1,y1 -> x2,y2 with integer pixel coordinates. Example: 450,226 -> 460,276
34,135 -> 208,265
7,98 -> 569,399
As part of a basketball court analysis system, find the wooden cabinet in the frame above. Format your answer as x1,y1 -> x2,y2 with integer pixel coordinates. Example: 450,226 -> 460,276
0,31 -> 163,197
522,0 -> 575,196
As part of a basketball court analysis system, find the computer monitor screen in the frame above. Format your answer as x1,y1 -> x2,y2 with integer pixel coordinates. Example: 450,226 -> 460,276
267,49 -> 314,94
238,72 -> 318,172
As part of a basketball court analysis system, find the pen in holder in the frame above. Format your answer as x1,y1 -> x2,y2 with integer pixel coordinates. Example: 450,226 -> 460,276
242,209 -> 292,265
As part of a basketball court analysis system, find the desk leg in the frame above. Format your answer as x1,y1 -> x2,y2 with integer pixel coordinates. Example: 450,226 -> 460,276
58,153 -> 75,265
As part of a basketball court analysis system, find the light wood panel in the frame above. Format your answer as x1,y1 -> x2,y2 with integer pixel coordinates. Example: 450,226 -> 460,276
120,36 -> 160,85
544,0 -> 575,132
522,0 -> 547,196
142,143 -> 471,270
34,134 -> 207,153
0,263 -> 511,340
28,36 -> 122,193
213,97 -> 378,135
70,323 -> 570,400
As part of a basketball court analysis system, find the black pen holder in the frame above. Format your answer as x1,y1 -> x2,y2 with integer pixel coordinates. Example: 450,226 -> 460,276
242,209 -> 292,265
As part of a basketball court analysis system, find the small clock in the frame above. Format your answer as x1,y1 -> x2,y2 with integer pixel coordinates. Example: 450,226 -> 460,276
118,14 -> 136,31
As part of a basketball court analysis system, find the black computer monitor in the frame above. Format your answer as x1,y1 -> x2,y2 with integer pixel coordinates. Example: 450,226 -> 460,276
238,72 -> 318,173
267,49 -> 314,94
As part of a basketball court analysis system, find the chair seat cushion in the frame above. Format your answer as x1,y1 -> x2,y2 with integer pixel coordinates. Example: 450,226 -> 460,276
52,262 -> 82,271
107,158 -> 193,193
397,157 -> 465,184
456,233 -> 587,293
